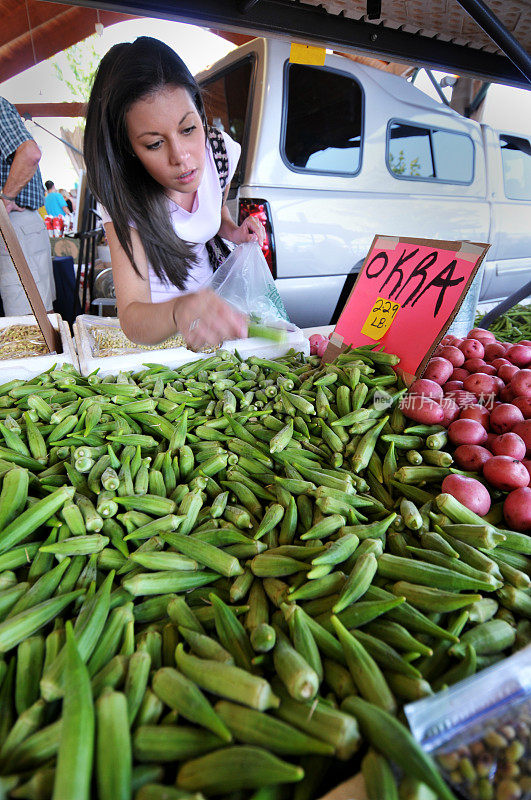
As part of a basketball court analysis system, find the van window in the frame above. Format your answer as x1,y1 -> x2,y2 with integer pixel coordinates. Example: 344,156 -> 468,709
283,64 -> 363,174
499,134 -> 531,201
387,122 -> 474,183
201,59 -> 253,182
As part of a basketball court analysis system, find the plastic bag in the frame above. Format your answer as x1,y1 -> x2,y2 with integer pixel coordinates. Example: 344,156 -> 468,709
405,645 -> 531,800
0,324 -> 51,359
205,242 -> 290,326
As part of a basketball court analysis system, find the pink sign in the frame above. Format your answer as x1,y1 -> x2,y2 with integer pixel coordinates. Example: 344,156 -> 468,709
325,236 -> 490,378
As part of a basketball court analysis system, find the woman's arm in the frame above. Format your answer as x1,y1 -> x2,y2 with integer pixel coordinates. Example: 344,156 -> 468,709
217,188 -> 265,246
106,222 -> 246,348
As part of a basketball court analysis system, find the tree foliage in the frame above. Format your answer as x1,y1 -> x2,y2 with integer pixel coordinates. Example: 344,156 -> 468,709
52,35 -> 101,102
389,149 -> 421,177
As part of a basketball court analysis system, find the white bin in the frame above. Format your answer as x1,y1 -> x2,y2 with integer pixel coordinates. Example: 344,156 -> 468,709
74,314 -> 309,377
0,313 -> 78,383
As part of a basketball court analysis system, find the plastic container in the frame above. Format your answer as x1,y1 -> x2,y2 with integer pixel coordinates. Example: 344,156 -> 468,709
405,645 -> 531,800
0,313 -> 78,382
73,314 -> 309,377
446,261 -> 485,339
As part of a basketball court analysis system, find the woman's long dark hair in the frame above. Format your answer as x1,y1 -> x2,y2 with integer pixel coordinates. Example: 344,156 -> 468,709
84,37 -> 208,290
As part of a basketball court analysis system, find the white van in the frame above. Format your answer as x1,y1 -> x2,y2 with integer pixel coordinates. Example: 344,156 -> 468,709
196,38 -> 531,327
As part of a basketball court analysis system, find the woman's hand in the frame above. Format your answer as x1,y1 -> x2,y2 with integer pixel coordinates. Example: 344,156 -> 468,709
227,214 -> 266,246
173,289 -> 247,351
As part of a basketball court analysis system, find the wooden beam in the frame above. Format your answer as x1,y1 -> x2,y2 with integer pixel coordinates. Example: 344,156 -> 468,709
0,5 -> 137,82
208,29 -> 254,47
15,102 -> 86,118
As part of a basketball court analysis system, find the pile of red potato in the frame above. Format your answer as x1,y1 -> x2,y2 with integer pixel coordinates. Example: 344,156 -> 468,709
402,327 -> 531,532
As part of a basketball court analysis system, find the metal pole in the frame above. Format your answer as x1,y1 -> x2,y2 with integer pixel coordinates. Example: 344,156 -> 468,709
22,115 -> 84,156
425,69 -> 451,106
238,0 -> 261,13
456,0 -> 531,84
466,81 -> 491,117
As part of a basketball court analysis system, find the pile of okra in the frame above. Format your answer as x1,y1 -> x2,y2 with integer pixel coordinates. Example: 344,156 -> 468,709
0,344 -> 529,800
476,303 -> 531,342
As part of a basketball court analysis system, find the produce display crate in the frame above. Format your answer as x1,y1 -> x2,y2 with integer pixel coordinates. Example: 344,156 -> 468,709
318,774 -> 367,800
73,314 -> 309,377
0,312 -> 78,383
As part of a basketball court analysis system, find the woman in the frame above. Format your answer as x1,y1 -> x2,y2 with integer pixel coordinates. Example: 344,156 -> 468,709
59,189 -> 74,214
84,37 -> 264,348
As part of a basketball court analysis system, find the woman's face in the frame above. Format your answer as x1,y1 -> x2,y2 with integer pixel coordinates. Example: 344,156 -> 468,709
126,85 -> 206,200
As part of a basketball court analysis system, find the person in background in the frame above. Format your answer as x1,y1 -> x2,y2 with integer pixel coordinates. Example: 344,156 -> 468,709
83,36 -> 264,350
0,97 -> 56,314
59,189 -> 74,214
44,181 -> 69,217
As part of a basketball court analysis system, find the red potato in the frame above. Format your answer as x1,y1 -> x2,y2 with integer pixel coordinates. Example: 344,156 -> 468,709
506,344 -> 531,368
462,373 -> 498,399
441,474 -> 491,516
459,404 -> 490,429
503,487 -> 531,532
473,335 -> 498,348
491,377 -> 505,395
453,444 -> 492,472
309,334 -> 328,357
521,459 -> 531,484
491,432 -> 527,460
451,368 -> 470,382
448,418 -> 488,446
441,335 -> 463,347
489,403 -> 525,434
467,327 -> 497,341
513,396 -> 531,419
443,381 -> 464,393
459,338 -> 485,360
463,359 -> 497,375
491,357 -> 511,370
483,455 -> 530,492
498,364 -> 519,383
484,343 -> 507,361
499,385 -> 517,403
400,395 -> 444,425
511,420 -> 531,457
485,432 -> 498,451
462,358 -> 485,370
438,346 -> 465,367
408,379 -> 444,401
510,369 -> 531,398
439,396 -> 460,426
317,339 -> 329,358
445,389 -> 479,409
423,357 -> 454,385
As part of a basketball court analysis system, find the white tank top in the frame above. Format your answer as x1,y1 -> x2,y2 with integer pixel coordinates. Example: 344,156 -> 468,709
98,130 -> 241,303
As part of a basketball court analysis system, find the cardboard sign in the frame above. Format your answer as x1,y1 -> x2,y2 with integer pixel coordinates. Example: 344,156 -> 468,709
324,235 -> 490,379
0,201 -> 59,353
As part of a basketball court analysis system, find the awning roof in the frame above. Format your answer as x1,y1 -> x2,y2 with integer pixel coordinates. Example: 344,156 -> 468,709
0,2 -> 136,83
2,1 -> 529,90
37,0 -> 531,88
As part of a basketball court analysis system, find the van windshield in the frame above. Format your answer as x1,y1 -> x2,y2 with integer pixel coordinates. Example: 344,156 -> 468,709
283,63 -> 363,174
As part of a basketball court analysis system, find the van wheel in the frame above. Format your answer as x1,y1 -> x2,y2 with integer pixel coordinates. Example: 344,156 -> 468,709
329,265 -> 362,324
